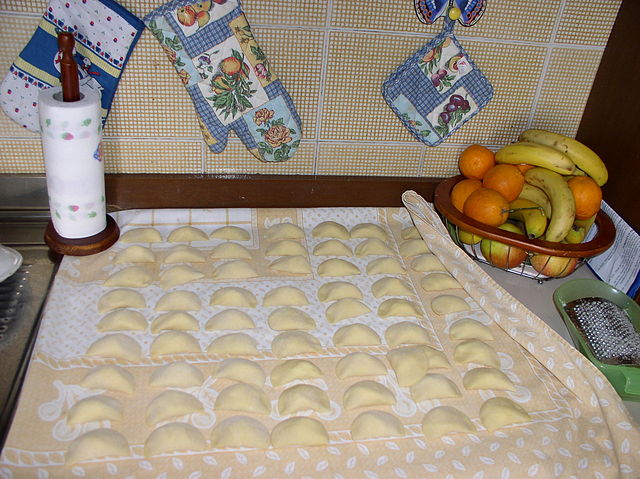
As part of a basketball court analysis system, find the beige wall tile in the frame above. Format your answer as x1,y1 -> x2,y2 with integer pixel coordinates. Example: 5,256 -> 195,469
332,0 -> 426,33
0,2 -> 48,14
421,146 -> 465,178
206,141 -> 315,174
556,0 -> 621,46
0,140 -> 44,173
243,0 -> 328,27
103,140 -> 203,173
316,143 -> 423,176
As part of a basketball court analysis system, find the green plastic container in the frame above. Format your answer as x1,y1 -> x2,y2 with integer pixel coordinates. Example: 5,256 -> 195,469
553,278 -> 640,401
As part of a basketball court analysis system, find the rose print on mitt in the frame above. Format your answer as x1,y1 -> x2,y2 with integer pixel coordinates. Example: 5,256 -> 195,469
252,107 -> 299,162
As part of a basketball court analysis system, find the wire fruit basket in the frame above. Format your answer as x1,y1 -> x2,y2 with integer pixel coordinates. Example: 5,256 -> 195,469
433,175 -> 616,281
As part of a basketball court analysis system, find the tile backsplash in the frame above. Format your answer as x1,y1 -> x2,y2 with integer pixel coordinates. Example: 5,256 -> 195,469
0,0 -> 621,176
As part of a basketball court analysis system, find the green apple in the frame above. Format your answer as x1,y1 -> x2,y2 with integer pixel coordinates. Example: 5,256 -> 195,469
480,222 -> 528,269
458,228 -> 482,245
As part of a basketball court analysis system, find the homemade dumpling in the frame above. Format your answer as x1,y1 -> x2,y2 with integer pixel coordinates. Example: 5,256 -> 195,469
265,240 -> 307,257
271,331 -> 323,358
387,345 -> 449,387
67,395 -> 123,425
278,384 -> 330,415
449,318 -> 494,341
149,362 -> 204,388
453,339 -> 500,368
80,365 -> 135,394
410,374 -> 461,402
144,422 -> 206,457
120,227 -> 162,244
212,260 -> 258,279
210,416 -> 270,449
270,359 -> 324,388
114,245 -> 155,264
207,333 -> 258,356
399,239 -> 430,257
317,281 -> 362,302
371,277 -> 413,298
333,324 -> 381,347
159,265 -> 204,289
351,410 -> 405,441
317,258 -> 360,277
313,239 -> 352,257
384,321 -> 432,347
205,309 -> 255,330
378,298 -> 423,318
421,273 -> 461,292
421,406 -> 476,440
263,286 -> 309,307
66,428 -> 129,464
335,352 -> 387,379
213,358 -> 266,387
268,307 -> 316,331
97,309 -> 147,332
355,238 -> 394,257
150,311 -> 199,333
479,397 -> 530,432
325,298 -> 371,323
155,291 -> 201,311
163,244 -> 207,263
366,257 -> 405,275
411,254 -> 446,272
146,390 -> 204,426
271,417 -> 329,448
97,289 -> 146,314
210,225 -> 250,241
86,334 -> 141,362
104,266 -> 152,288
431,295 -> 470,314
462,367 -> 515,391
350,223 -> 387,241
265,223 -> 305,241
268,255 -> 312,274
210,242 -> 252,260
167,226 -> 208,242
343,380 -> 395,410
401,226 -> 421,240
312,221 -> 350,240
214,383 -> 270,415
150,331 -> 201,357
209,287 -> 257,308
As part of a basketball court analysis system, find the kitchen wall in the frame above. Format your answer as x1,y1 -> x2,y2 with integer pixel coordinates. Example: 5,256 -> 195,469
0,0 -> 621,176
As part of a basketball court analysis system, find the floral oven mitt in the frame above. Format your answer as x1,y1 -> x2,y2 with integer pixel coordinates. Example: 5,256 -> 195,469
383,16 -> 492,146
144,0 -> 301,162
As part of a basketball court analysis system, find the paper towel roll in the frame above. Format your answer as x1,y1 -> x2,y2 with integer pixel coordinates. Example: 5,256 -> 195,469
38,86 -> 106,239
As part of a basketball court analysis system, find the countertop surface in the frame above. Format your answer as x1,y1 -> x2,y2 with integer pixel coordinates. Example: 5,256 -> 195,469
481,262 -> 640,425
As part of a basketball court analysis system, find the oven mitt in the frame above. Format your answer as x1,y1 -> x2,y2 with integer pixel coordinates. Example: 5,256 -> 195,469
383,16 -> 492,146
143,0 -> 301,162
0,0 -> 144,132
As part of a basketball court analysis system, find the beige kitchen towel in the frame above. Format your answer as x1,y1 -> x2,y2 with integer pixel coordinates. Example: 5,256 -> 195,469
0,203 -> 638,478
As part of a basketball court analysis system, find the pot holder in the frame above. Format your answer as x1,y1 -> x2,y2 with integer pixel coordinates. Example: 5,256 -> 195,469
382,16 -> 492,146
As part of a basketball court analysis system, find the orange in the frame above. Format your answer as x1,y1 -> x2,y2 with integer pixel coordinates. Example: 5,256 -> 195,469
450,178 -> 482,212
482,164 -> 524,202
463,188 -> 509,227
515,164 -> 535,174
458,144 -> 495,180
567,176 -> 602,220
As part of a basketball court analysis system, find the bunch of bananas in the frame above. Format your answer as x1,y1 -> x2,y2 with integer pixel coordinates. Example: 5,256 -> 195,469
496,129 -> 607,244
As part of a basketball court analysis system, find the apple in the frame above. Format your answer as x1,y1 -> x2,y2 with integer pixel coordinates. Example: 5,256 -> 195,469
530,254 -> 579,278
480,222 -> 528,269
457,228 -> 482,245
177,6 -> 197,26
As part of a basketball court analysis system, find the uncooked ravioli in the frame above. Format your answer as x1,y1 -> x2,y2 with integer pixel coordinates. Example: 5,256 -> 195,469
313,239 -> 352,257
270,359 -> 324,387
317,281 -> 362,302
209,287 -> 257,307
366,257 -> 405,275
67,395 -> 123,425
145,390 -> 204,426
213,358 -> 266,387
410,373 -> 461,401
265,240 -> 307,257
351,410 -> 405,441
210,416 -> 270,449
159,264 -> 204,289
384,321 -> 432,347
278,383 -> 330,415
207,333 -> 258,356
114,245 -> 155,264
462,367 -> 515,391
263,285 -> 309,306
335,352 -> 387,379
343,380 -> 395,410
163,244 -> 207,263
271,417 -> 329,448
210,242 -> 252,260
431,295 -> 470,314
86,334 -> 142,362
449,318 -> 494,341
411,254 -> 446,272
119,227 -> 162,244
144,422 -> 206,457
210,225 -> 250,241
312,221 -> 350,240
167,225 -> 208,242
268,307 -> 316,331
104,266 -> 152,288
354,238 -> 394,257
155,291 -> 201,311
371,277 -> 413,298
421,406 -> 476,440
271,331 -> 323,358
214,383 -> 270,415
350,223 -> 387,241
149,362 -> 204,388
325,298 -> 371,323
81,365 -> 135,394
150,311 -> 199,333
97,309 -> 147,332
333,323 -> 381,347
317,258 -> 360,277
378,298 -> 423,318
401,226 -> 421,240
453,339 -> 500,368
265,223 -> 305,241
399,239 -> 430,256
150,331 -> 201,357
420,272 -> 461,292
479,397 -> 530,431
387,345 -> 449,387
205,309 -> 255,330
97,289 -> 146,314
212,260 -> 258,279
268,255 -> 312,274
66,428 -> 129,464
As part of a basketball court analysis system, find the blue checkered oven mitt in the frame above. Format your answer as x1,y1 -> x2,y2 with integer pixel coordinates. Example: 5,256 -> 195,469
144,0 -> 301,162
383,16 -> 492,146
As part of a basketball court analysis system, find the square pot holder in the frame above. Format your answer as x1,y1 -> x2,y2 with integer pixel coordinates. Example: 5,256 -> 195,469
382,15 -> 493,146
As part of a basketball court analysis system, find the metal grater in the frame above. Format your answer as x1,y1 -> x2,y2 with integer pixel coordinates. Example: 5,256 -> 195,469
565,297 -> 640,365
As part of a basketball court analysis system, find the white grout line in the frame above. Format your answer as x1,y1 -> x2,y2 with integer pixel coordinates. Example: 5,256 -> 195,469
526,0 -> 569,129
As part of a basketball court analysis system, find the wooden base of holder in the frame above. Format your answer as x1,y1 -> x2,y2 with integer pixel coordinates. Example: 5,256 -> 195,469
44,215 -> 120,256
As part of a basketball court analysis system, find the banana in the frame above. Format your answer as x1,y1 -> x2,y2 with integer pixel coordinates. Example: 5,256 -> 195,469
518,183 -> 552,218
508,198 -> 547,239
495,142 -> 576,175
524,167 -> 576,242
518,129 -> 608,186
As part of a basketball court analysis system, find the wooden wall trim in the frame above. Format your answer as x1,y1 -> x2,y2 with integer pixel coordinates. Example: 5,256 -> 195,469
104,174 -> 440,210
